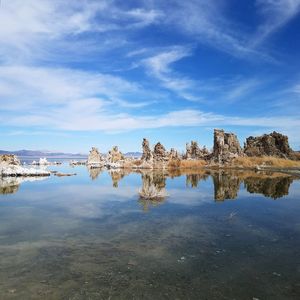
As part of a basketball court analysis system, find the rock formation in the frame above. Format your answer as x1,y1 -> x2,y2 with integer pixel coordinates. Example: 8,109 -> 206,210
244,131 -> 294,158
87,147 -> 103,167
153,142 -> 168,162
141,138 -> 153,162
0,154 -> 20,166
186,141 -> 209,159
213,129 -> 243,163
107,146 -> 124,163
168,148 -> 180,160
0,154 -> 50,177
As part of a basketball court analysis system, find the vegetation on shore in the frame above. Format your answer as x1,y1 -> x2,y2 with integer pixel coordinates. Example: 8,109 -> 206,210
230,156 -> 300,169
168,159 -> 207,169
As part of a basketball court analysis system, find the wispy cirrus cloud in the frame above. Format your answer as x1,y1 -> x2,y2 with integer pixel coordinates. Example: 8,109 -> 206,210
143,0 -> 298,61
0,0 -> 162,63
225,78 -> 263,103
252,0 -> 300,47
157,0 -> 268,60
141,46 -> 201,101
0,64 -> 298,138
0,0 -> 299,151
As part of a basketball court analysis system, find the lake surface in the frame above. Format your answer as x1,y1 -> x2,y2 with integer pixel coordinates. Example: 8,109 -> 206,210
0,163 -> 299,299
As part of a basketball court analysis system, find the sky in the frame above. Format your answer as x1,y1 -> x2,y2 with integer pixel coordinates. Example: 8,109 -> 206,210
0,0 -> 300,153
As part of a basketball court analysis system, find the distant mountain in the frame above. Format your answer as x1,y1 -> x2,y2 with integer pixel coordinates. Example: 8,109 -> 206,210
0,149 -> 87,158
124,152 -> 142,157
0,149 -> 142,158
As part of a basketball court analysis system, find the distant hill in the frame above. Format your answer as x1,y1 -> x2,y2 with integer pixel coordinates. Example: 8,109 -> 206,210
0,149 -> 141,158
124,152 -> 142,157
0,150 -> 87,158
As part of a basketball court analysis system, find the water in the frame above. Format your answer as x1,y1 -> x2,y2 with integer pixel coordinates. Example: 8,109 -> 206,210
0,163 -> 299,299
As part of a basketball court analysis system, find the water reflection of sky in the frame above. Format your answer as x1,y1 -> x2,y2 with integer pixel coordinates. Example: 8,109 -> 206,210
1,165 -> 299,217
0,164 -> 299,299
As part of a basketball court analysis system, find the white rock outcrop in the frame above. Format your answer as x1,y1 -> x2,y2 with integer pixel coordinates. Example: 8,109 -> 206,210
87,147 -> 104,168
0,154 -> 51,177
0,164 -> 50,177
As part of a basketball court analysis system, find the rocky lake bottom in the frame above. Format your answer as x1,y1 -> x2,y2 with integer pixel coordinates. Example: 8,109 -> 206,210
0,162 -> 299,299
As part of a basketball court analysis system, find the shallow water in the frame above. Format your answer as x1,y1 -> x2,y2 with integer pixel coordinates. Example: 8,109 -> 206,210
0,164 -> 299,299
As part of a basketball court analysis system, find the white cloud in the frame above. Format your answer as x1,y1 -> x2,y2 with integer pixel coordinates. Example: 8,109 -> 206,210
0,65 -> 152,111
253,0 -> 300,46
142,46 -> 201,101
0,0 -> 162,63
0,0 -> 299,149
143,0 -> 297,61
157,0 -> 268,60
0,65 -> 299,141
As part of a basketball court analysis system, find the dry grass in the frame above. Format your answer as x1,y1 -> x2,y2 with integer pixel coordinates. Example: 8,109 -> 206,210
168,159 -> 207,169
168,159 -> 181,169
232,156 -> 300,168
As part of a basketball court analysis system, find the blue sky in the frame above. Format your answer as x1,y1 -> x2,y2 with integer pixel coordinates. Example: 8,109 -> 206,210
0,0 -> 300,153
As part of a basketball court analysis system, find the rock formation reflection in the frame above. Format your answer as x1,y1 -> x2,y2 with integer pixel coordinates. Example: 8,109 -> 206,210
186,172 -> 209,188
108,169 -> 129,188
0,177 -> 20,194
210,171 -> 297,201
87,167 -> 103,180
138,171 -> 168,211
0,177 -> 48,195
244,175 -> 293,199
211,171 -> 241,201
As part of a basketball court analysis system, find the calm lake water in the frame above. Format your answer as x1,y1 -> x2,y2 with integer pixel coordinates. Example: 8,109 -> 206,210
0,163 -> 299,299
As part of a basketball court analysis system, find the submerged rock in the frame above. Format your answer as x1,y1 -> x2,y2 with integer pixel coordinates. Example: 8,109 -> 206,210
54,172 -> 77,177
69,160 -> 86,166
31,158 -> 61,166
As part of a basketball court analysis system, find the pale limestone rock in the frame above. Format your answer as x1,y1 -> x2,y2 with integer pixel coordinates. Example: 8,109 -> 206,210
213,129 -> 242,163
87,147 -> 103,166
141,138 -> 153,162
